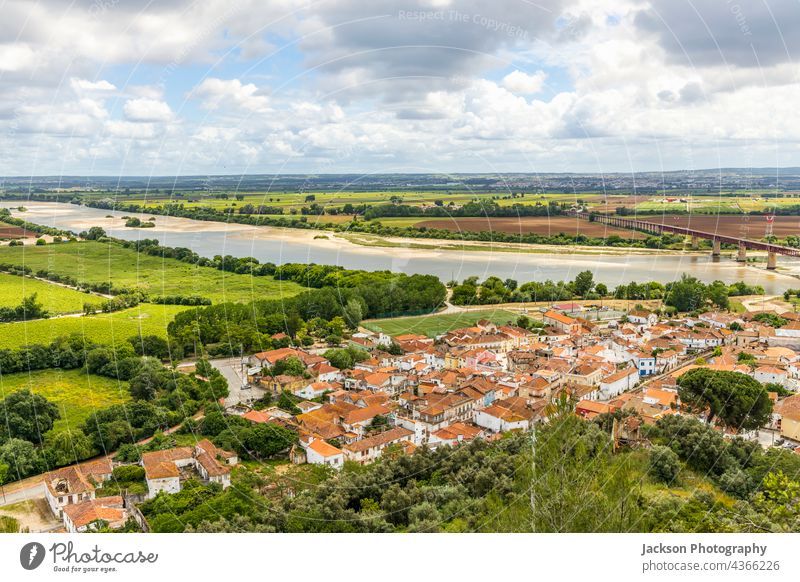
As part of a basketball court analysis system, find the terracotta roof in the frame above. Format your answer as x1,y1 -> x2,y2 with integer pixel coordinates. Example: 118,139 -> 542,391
46,466 -> 94,497
344,404 -> 390,425
776,394 -> 800,421
344,427 -> 413,453
63,496 -> 126,529
308,439 -> 343,457
601,367 -> 638,384
544,310 -> 578,325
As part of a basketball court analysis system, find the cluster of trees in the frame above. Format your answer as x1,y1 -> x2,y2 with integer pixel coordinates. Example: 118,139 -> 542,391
363,200 -> 567,220
0,336 -> 228,483
661,274 -> 760,312
677,368 -> 773,431
123,217 -> 155,228
449,271 -> 761,309
167,274 -> 445,356
0,293 -> 48,322
450,271 -> 608,305
197,403 -> 298,460
646,414 -> 800,506
323,345 -> 370,370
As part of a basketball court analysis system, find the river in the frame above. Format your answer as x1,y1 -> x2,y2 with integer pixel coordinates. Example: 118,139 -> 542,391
3,201 -> 800,294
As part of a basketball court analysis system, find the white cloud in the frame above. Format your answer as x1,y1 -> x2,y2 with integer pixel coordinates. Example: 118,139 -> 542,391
123,98 -> 173,122
190,78 -> 270,112
70,78 -> 117,93
502,70 -> 547,94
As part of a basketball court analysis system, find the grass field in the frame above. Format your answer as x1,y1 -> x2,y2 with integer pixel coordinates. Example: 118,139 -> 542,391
363,308 -> 518,338
0,369 -> 129,436
0,241 -> 304,303
0,303 -> 186,349
0,272 -> 102,314
123,190 -> 612,214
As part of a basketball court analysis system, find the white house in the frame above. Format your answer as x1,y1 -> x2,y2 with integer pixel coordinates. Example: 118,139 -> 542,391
305,438 -> 344,469
754,365 -> 789,387
44,459 -> 113,519
628,310 -> 658,327
343,427 -> 413,463
633,352 -> 657,376
598,367 -> 639,399
294,381 -> 333,400
141,440 -> 237,499
776,322 -> 800,339
474,405 -> 531,433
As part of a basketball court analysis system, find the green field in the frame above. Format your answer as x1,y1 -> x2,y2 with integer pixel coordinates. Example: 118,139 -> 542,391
0,369 -> 129,436
0,303 -> 186,349
0,272 -> 102,314
0,241 -> 304,303
123,190 -> 606,215
363,308 -> 518,338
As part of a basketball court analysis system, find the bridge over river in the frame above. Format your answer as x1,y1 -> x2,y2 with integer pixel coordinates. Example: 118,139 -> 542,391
576,212 -> 800,270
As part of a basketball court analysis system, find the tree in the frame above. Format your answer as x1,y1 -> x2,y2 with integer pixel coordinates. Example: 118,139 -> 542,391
241,423 -> 298,458
272,356 -> 305,377
0,438 -> 41,481
573,270 -> 594,297
129,335 -> 170,360
82,226 -> 107,240
277,391 -> 301,415
706,280 -> 730,310
129,365 -> 164,400
665,274 -> 706,312
649,445 -> 680,483
516,315 -> 530,329
342,298 -> 364,329
0,389 -> 60,444
46,429 -> 95,466
677,368 -> 773,431
595,283 -> 608,297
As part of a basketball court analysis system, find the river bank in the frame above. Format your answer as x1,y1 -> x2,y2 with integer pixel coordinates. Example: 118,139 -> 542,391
3,200 -> 800,293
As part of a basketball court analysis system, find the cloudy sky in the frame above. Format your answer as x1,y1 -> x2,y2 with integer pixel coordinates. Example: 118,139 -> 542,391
1,0 -> 799,176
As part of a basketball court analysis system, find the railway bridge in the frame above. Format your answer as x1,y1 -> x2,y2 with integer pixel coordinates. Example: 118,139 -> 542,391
576,212 -> 800,270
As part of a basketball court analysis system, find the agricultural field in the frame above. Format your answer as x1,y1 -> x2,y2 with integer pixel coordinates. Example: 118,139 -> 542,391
414,216 -> 646,238
363,308 -> 518,338
0,222 -> 33,239
0,368 -> 129,436
634,194 -> 800,215
0,272 -> 102,314
641,214 -> 800,238
0,303 -> 186,349
121,190 -> 610,214
0,241 -> 304,303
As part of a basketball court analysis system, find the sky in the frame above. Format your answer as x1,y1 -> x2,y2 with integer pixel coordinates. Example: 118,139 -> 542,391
1,0 -> 799,176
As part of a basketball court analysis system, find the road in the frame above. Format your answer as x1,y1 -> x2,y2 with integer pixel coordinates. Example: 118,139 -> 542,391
210,357 -> 266,407
0,482 -> 45,506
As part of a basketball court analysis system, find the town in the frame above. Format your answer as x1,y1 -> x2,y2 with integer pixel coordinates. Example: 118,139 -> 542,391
26,295 -> 800,533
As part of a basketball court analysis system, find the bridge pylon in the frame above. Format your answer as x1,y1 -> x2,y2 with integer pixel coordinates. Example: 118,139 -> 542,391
767,251 -> 777,270
711,239 -> 721,257
736,242 -> 747,262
